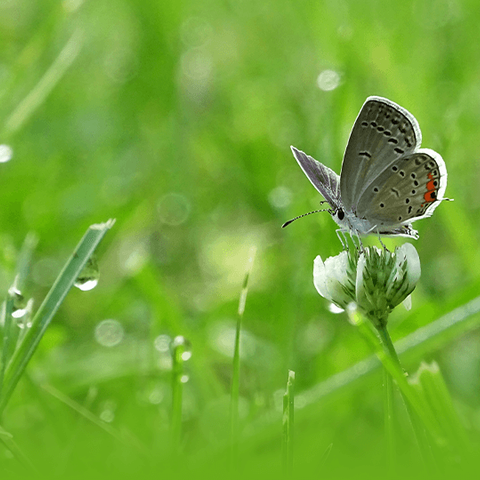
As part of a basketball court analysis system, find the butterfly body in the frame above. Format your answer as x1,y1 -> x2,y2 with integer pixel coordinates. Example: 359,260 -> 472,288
291,96 -> 448,239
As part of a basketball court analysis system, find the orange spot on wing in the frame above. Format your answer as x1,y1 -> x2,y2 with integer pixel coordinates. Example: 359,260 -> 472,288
423,172 -> 438,203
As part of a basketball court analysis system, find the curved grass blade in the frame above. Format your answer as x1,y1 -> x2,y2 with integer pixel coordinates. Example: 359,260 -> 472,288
0,219 -> 115,415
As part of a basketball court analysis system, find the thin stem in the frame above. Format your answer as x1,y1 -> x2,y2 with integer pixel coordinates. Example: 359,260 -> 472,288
282,370 -> 295,476
230,246 -> 256,469
171,336 -> 186,454
376,324 -> 436,472
383,366 -> 395,473
377,325 -> 401,366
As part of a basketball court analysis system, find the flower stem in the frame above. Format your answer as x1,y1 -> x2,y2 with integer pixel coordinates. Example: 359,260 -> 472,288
383,365 -> 395,472
376,324 -> 436,471
377,325 -> 401,366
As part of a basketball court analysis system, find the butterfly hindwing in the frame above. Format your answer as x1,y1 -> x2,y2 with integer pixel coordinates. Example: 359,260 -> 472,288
355,149 -> 447,226
340,97 -> 422,212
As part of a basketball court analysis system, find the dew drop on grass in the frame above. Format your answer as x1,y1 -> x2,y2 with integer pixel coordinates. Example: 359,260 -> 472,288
181,350 -> 192,361
74,254 -> 99,291
99,401 -> 116,423
173,336 -> 192,361
9,285 -> 28,319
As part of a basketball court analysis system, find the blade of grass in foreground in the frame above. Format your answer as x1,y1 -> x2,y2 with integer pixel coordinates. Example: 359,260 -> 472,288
0,219 -> 115,415
230,246 -> 256,468
282,370 -> 295,475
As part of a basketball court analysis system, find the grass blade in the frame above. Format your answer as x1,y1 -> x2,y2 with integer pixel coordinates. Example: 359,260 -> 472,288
282,369 -> 295,475
3,30 -> 84,137
171,335 -> 187,453
0,292 -> 15,397
0,424 -> 36,472
230,246 -> 256,467
0,219 -> 115,414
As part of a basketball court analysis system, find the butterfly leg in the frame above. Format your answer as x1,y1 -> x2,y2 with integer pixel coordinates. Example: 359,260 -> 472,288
335,230 -> 349,250
375,230 -> 388,251
351,232 -> 364,252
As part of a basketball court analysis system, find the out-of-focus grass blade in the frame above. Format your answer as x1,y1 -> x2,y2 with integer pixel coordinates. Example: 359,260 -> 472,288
0,293 -> 15,397
171,335 -> 187,453
2,29 -> 84,138
230,246 -> 256,467
409,361 -> 471,460
41,383 -> 125,444
0,219 -> 115,415
16,232 -> 38,291
0,424 -> 36,472
282,369 -> 295,475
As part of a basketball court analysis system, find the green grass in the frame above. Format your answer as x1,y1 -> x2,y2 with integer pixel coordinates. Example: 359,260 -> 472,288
1,0 -> 480,478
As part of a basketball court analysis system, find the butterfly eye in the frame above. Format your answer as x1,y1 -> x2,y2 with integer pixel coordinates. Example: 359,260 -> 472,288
337,209 -> 345,220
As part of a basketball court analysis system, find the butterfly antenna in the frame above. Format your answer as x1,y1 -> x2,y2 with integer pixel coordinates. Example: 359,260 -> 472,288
282,208 -> 332,228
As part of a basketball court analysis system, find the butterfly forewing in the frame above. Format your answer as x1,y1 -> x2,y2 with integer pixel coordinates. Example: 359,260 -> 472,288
340,97 -> 422,212
356,149 -> 447,226
290,146 -> 342,210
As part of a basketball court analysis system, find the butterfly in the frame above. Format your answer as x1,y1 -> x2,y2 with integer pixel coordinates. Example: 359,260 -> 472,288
285,96 -> 449,239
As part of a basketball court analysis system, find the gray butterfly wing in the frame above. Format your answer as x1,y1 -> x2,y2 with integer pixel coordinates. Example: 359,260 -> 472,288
340,96 -> 422,213
291,146 -> 341,210
355,148 -> 447,226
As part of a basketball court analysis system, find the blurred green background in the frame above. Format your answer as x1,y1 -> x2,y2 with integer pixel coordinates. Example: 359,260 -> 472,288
1,0 -> 480,477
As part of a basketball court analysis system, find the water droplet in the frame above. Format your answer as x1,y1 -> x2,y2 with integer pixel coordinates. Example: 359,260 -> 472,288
99,401 -> 116,423
154,334 -> 171,352
181,350 -> 192,361
148,388 -> 165,405
11,308 -> 27,319
0,145 -> 13,163
328,303 -> 344,314
268,186 -> 292,209
75,255 -> 99,291
172,336 -> 192,361
8,284 -> 27,318
317,69 -> 341,91
157,193 -> 190,226
95,319 -> 124,347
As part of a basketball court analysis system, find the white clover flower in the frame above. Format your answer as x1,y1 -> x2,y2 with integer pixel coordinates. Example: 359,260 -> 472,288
314,244 -> 421,328
313,251 -> 356,310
